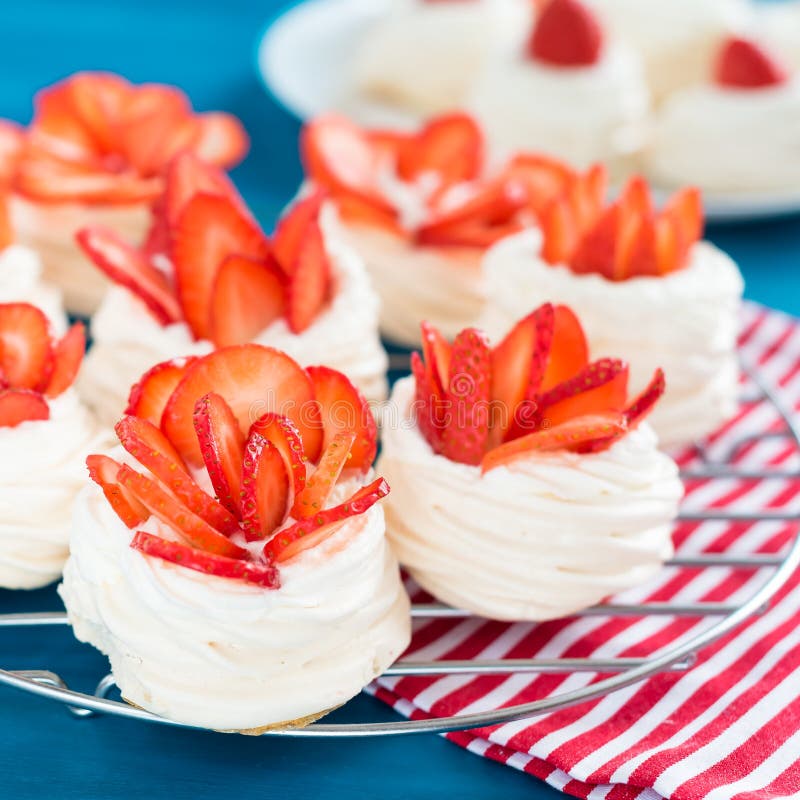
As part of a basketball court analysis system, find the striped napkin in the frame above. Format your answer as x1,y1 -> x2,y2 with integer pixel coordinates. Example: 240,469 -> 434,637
371,302 -> 800,800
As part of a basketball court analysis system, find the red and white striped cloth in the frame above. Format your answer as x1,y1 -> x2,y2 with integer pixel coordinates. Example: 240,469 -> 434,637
371,302 -> 800,800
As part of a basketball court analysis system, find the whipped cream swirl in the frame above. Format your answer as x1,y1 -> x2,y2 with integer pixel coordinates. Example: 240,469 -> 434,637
482,230 -> 744,446
646,80 -> 800,195
10,196 -> 151,316
0,390 -> 108,589
379,377 -> 683,621
59,476 -> 411,731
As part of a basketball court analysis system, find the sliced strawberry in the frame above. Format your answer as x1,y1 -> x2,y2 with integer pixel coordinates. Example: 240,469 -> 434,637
715,37 -> 788,90
412,351 -> 447,454
570,203 -> 618,278
482,413 -> 627,472
0,303 -> 53,391
505,153 -> 576,215
249,412 -> 307,499
118,464 -> 246,558
0,389 -> 49,428
490,304 -> 554,445
528,0 -> 604,66
440,328 -> 491,466
75,227 -> 182,324
335,193 -> 405,236
45,322 -> 85,398
622,217 -> 660,279
192,112 -> 250,169
655,215 -> 681,276
240,431 -> 290,541
626,368 -> 666,428
272,190 -> 327,275
125,356 -> 198,427
0,196 -> 12,252
171,193 -> 271,340
115,415 -> 239,536
163,151 -> 243,230
193,392 -> 246,516
286,218 -> 332,334
540,305 -> 589,392
0,120 -> 24,187
306,365 -> 376,471
416,179 -> 529,249
164,345 -> 320,466
420,320 -> 451,397
263,477 -> 389,563
538,358 -> 629,427
300,115 -> 393,212
540,195 -> 581,265
397,113 -> 483,188
131,531 -> 279,589
663,187 -> 703,250
86,453 -> 148,528
209,254 -> 286,348
292,431 -> 355,519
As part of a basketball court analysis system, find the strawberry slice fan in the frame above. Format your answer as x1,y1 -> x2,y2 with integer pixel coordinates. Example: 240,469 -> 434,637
90,345 -> 381,576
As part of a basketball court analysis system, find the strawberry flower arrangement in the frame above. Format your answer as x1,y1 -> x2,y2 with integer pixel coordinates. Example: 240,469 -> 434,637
301,111 -> 586,346
88,344 -> 384,584
0,72 -> 249,315
378,303 -> 683,622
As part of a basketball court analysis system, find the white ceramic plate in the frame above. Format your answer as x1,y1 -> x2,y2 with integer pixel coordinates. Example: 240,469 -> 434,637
257,0 -> 800,223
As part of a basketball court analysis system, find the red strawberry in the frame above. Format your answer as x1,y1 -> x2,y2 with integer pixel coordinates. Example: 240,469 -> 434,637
171,193 -> 271,340
45,322 -> 85,398
412,351 -> 447,454
263,477 -> 389,563
397,113 -> 484,188
86,453 -> 148,528
240,431 -> 290,541
416,179 -> 529,249
490,304 -> 554,445
163,151 -> 243,231
131,531 -> 279,589
663,187 -> 703,250
272,190 -> 327,275
540,195 -> 581,265
115,415 -> 239,536
715,37 -> 788,90
306,365 -> 377,471
209,254 -> 286,348
0,389 -> 49,427
118,464 -> 246,558
504,153 -> 577,215
75,227 -> 182,325
528,0 -> 604,66
538,358 -> 629,427
192,112 -> 250,171
569,203 -> 619,278
335,193 -> 405,236
286,218 -> 332,334
292,431 -> 355,519
420,321 -> 451,397
125,356 -> 198,427
193,392 -> 246,516
440,328 -> 491,465
164,346 -> 321,466
300,115 -> 394,213
0,303 -> 53,390
540,305 -> 589,391
249,412 -> 308,499
482,413 -> 627,472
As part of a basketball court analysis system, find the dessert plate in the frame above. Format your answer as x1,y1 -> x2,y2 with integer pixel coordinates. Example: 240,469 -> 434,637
257,0 -> 800,224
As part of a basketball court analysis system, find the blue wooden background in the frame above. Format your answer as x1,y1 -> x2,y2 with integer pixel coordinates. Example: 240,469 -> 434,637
0,1 -> 798,798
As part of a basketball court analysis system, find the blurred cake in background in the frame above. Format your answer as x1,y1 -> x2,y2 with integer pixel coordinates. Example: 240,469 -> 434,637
586,0 -> 748,101
482,175 -> 743,447
752,0 -> 800,73
1,72 -> 248,316
301,112 -> 587,347
469,0 -> 650,176
647,36 -> 800,196
351,0 -> 533,118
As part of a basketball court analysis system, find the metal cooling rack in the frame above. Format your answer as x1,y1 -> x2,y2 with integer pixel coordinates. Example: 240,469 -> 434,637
0,358 -> 798,737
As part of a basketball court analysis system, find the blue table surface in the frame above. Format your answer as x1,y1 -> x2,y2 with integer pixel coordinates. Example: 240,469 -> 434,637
0,2 -> 798,799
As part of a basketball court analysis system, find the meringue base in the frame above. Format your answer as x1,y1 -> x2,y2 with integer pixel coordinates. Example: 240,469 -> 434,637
342,223 -> 485,348
10,195 -> 151,316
